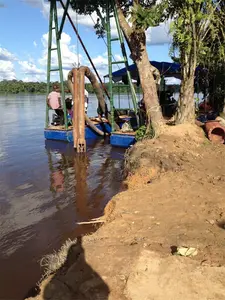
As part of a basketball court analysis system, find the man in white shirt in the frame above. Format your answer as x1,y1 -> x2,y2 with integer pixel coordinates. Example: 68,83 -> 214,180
84,89 -> 89,114
70,89 -> 89,115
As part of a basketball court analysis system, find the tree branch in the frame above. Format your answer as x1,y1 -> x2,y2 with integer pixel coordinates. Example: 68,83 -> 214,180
199,0 -> 222,39
192,9 -> 197,68
96,7 -> 106,30
115,0 -> 132,39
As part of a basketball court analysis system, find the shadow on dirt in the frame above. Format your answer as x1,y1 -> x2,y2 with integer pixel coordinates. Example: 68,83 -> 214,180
24,236 -> 109,300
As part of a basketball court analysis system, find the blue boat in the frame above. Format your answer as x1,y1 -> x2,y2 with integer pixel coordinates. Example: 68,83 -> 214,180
44,119 -> 136,148
110,132 -> 136,148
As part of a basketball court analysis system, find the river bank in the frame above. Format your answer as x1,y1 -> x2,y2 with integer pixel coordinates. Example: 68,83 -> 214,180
26,124 -> 225,300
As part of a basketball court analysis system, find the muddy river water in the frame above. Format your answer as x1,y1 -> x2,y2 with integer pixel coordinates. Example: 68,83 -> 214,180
0,94 -> 126,299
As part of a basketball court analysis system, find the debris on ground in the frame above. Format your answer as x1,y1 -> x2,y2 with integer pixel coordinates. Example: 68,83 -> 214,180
173,246 -> 198,257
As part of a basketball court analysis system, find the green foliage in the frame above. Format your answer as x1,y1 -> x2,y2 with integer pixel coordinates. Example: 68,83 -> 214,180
166,0 -> 225,67
70,0 -> 163,34
135,125 -> 147,141
130,3 -> 166,30
164,0 -> 225,121
135,125 -> 154,141
70,0 -> 159,15
0,80 -> 47,94
0,80 -> 142,96
93,18 -> 105,38
0,80 -> 70,94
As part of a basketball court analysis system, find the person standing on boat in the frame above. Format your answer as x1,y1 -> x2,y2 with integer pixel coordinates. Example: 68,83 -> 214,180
65,97 -> 73,126
84,89 -> 89,114
47,85 -> 64,125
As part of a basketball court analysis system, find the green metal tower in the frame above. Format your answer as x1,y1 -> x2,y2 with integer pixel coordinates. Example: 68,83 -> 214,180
45,0 -> 68,129
45,0 -> 139,133
106,0 -> 139,131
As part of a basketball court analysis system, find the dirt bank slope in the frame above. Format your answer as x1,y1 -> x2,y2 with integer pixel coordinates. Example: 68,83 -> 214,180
27,124 -> 225,300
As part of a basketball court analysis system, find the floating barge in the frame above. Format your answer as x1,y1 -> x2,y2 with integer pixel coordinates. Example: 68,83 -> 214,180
44,0 -> 137,150
44,117 -> 136,148
45,121 -> 111,143
110,131 -> 136,148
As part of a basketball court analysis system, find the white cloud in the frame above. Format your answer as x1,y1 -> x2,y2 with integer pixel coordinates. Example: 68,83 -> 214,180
86,53 -> 123,78
0,47 -> 17,80
33,41 -> 37,47
39,32 -> 82,74
146,21 -> 172,45
18,60 -> 45,75
23,75 -> 42,82
91,55 -> 108,71
114,54 -> 123,61
0,47 -> 17,61
0,61 -> 16,80
85,52 -> 123,79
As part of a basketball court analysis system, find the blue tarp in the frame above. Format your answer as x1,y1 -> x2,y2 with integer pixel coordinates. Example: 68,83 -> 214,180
105,61 -> 181,82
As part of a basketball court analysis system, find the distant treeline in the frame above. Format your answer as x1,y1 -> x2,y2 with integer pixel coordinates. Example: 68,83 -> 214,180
0,79 -> 179,95
0,80 -> 48,94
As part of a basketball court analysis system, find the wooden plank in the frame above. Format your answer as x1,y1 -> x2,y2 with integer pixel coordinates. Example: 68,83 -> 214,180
46,125 -> 72,131
113,131 -> 136,136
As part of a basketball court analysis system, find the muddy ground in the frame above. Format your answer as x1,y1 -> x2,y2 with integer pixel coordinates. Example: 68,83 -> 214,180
26,124 -> 225,300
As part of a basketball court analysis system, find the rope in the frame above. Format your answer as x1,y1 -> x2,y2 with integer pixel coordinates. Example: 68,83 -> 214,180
89,15 -> 121,70
59,0 -> 110,100
127,85 -> 131,110
146,105 -> 162,113
118,85 -> 121,109
89,14 -> 135,114
76,11 -> 80,67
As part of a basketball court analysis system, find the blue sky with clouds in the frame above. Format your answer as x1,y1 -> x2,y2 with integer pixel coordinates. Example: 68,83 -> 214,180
0,0 -> 173,82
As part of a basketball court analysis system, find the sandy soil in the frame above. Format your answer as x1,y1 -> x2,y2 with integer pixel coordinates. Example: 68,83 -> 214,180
26,124 -> 225,300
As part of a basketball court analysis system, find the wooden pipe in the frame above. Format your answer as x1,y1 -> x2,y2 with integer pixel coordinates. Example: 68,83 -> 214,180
77,69 -> 86,153
68,69 -> 105,137
72,68 -> 79,148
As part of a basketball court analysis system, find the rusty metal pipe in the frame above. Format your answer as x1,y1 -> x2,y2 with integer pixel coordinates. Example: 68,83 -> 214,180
84,115 -> 105,136
67,70 -> 74,97
68,69 -> 105,137
79,66 -> 108,117
79,66 -> 120,131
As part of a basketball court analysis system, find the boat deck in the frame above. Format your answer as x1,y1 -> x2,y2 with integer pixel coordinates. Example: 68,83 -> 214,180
44,116 -> 136,148
110,131 -> 136,148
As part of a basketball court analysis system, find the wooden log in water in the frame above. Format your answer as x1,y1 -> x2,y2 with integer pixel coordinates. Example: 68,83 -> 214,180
73,68 -> 79,149
77,69 -> 86,153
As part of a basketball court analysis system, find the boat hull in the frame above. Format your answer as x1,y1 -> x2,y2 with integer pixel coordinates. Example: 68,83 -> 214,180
44,120 -> 136,148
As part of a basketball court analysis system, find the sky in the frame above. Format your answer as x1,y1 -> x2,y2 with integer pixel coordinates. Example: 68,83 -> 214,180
0,0 -> 174,83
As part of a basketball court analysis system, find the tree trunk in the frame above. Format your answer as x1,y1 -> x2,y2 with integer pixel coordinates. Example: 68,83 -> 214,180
176,73 -> 195,124
176,19 -> 197,125
176,49 -> 196,125
115,2 -> 164,136
135,48 -> 164,135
